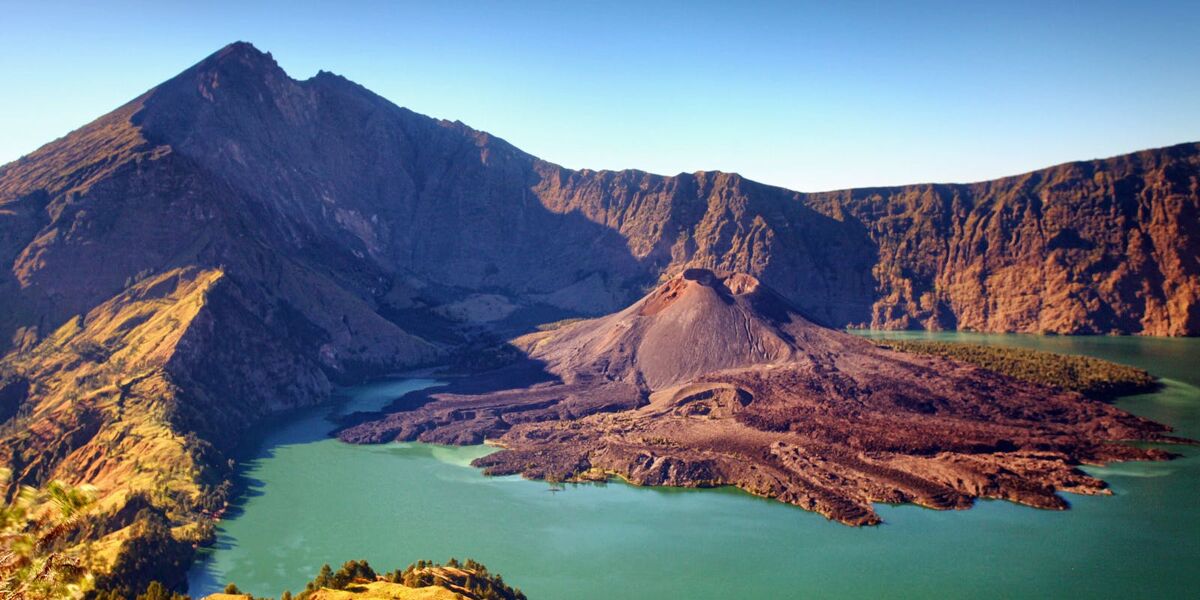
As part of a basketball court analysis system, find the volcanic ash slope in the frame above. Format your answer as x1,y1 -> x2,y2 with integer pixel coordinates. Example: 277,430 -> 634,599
341,269 -> 1184,525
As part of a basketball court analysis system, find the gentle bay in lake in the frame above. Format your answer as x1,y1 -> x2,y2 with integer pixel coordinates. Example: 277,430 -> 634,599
188,334 -> 1200,599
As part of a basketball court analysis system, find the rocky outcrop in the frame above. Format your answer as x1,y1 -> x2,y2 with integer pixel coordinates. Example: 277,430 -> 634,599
803,148 -> 1200,335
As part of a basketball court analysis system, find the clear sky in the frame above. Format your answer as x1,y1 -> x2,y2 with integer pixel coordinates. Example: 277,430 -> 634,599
1,1 -> 1197,192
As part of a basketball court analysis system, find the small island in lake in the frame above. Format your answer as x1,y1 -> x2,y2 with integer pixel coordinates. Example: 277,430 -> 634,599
342,269 -> 1192,526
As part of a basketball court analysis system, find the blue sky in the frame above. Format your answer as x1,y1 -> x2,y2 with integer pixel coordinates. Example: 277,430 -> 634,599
1,1 -> 1197,191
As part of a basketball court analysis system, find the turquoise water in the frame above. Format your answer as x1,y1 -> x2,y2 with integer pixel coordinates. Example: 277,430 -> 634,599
188,335 -> 1200,599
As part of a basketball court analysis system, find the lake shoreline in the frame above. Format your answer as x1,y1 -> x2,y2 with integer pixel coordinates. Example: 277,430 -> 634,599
190,335 -> 1200,599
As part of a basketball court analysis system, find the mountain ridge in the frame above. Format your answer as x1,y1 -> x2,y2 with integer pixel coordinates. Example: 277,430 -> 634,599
4,41 -> 1192,195
5,42 -> 1197,340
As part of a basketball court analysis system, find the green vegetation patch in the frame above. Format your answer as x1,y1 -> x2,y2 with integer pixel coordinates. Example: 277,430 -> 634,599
92,558 -> 524,600
295,558 -> 526,600
875,339 -> 1157,399
534,317 -> 588,332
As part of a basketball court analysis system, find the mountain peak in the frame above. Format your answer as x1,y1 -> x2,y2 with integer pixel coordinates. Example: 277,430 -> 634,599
174,40 -> 284,86
211,40 -> 274,65
128,41 -> 296,140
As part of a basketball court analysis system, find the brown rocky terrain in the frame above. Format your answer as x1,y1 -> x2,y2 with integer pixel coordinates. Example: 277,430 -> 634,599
803,150 -> 1200,335
0,40 -> 1195,587
341,269 -> 1190,525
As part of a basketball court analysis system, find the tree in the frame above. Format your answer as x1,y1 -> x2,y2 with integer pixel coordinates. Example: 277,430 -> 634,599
223,583 -> 241,594
135,581 -> 188,600
98,509 -> 194,596
330,560 -> 375,589
0,469 -> 98,599
306,564 -> 334,592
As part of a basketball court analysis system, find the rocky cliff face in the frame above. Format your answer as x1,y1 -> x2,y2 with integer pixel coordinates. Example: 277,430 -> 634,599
803,147 -> 1200,335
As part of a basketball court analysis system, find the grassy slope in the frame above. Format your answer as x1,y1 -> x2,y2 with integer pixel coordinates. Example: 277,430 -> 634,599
0,268 -> 226,575
873,339 -> 1157,398
307,581 -> 462,600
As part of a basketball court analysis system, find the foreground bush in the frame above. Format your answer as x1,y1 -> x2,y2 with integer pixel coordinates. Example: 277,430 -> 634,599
0,469 -> 97,599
